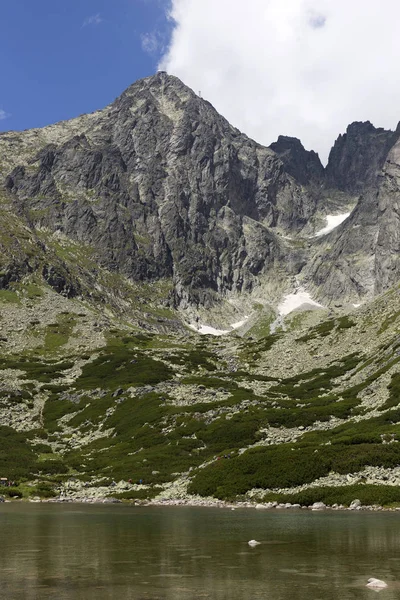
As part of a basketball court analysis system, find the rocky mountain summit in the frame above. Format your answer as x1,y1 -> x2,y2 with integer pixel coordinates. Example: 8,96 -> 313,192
0,74 -> 317,311
326,120 -> 400,193
306,123 -> 400,302
269,135 -> 324,185
2,73 -> 399,316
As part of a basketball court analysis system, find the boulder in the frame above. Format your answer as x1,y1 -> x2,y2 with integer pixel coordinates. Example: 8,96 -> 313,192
311,502 -> 326,511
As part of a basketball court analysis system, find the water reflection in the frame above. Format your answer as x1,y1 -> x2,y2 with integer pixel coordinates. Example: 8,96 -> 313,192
0,505 -> 399,599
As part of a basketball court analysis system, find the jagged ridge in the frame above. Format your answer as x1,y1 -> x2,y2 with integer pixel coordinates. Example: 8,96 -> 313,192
5,74 -> 400,311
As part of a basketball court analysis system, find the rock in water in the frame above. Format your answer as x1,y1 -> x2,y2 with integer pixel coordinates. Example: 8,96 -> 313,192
366,578 -> 388,590
248,540 -> 261,547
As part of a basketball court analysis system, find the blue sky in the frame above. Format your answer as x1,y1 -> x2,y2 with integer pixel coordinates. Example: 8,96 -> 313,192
0,0 -> 171,132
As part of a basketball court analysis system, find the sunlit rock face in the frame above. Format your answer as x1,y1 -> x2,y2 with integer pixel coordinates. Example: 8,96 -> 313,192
305,126 -> 400,303
2,74 -> 320,308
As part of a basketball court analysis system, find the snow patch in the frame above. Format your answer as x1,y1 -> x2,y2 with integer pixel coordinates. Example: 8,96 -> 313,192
231,318 -> 249,329
315,212 -> 351,237
188,324 -> 229,336
188,315 -> 249,336
270,288 -> 324,333
278,290 -> 323,316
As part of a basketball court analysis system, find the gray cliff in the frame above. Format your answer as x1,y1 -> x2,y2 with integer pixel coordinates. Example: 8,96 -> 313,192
1,75 -> 400,310
1,74 -> 318,307
306,122 -> 400,302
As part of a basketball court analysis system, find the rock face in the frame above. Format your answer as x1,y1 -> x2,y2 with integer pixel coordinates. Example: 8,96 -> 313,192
306,130 -> 400,302
1,75 -> 400,309
374,138 -> 400,294
326,121 -> 400,193
269,136 -> 324,185
2,74 -> 319,308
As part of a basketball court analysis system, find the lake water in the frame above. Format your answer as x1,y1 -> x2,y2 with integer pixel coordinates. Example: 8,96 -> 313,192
0,504 -> 399,599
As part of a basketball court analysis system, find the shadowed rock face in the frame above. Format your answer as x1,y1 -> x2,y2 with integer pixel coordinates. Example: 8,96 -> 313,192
305,189 -> 380,302
269,136 -> 324,185
374,138 -> 400,294
1,74 -> 400,308
305,124 -> 400,303
326,121 -> 400,194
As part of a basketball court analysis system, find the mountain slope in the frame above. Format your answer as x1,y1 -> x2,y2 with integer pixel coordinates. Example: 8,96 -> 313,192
0,274 -> 399,505
1,77 -> 399,314
1,74 -> 400,506
306,128 -> 400,302
1,74 -> 326,311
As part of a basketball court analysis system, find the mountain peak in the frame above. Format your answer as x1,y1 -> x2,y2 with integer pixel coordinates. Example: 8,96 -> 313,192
269,135 -> 324,185
117,72 -> 198,104
326,121 -> 400,193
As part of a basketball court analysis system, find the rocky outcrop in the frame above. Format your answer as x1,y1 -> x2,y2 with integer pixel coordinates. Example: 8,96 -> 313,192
305,189 -> 379,302
1,74 -> 400,309
326,121 -> 400,193
307,131 -> 400,302
374,137 -> 400,294
3,74 -> 318,307
269,136 -> 324,185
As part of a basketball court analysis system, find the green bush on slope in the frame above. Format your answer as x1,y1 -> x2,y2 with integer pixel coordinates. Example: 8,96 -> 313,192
188,442 -> 400,499
0,426 -> 39,480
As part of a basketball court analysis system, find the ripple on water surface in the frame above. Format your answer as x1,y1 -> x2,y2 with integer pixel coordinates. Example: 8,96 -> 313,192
0,504 -> 399,599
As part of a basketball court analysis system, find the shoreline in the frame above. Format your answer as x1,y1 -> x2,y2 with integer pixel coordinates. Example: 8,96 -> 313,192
12,496 -> 400,512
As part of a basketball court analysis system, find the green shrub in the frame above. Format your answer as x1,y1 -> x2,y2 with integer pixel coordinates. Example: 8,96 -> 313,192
0,426 -> 38,479
30,482 -> 57,498
296,316 -> 355,342
337,316 -> 356,330
382,373 -> 400,410
0,487 -> 23,498
74,348 -> 173,390
197,411 -> 267,453
189,442 -> 400,499
35,459 -> 68,475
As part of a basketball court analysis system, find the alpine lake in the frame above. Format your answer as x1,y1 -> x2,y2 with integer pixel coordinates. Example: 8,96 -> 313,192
0,503 -> 399,599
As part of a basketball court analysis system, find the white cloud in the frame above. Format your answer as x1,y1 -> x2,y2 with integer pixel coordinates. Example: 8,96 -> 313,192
141,26 -> 172,58
83,13 -> 103,27
0,109 -> 9,121
160,0 -> 400,163
141,32 -> 160,56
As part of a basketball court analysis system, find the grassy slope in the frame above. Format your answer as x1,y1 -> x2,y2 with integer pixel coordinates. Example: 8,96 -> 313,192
0,280 -> 399,505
